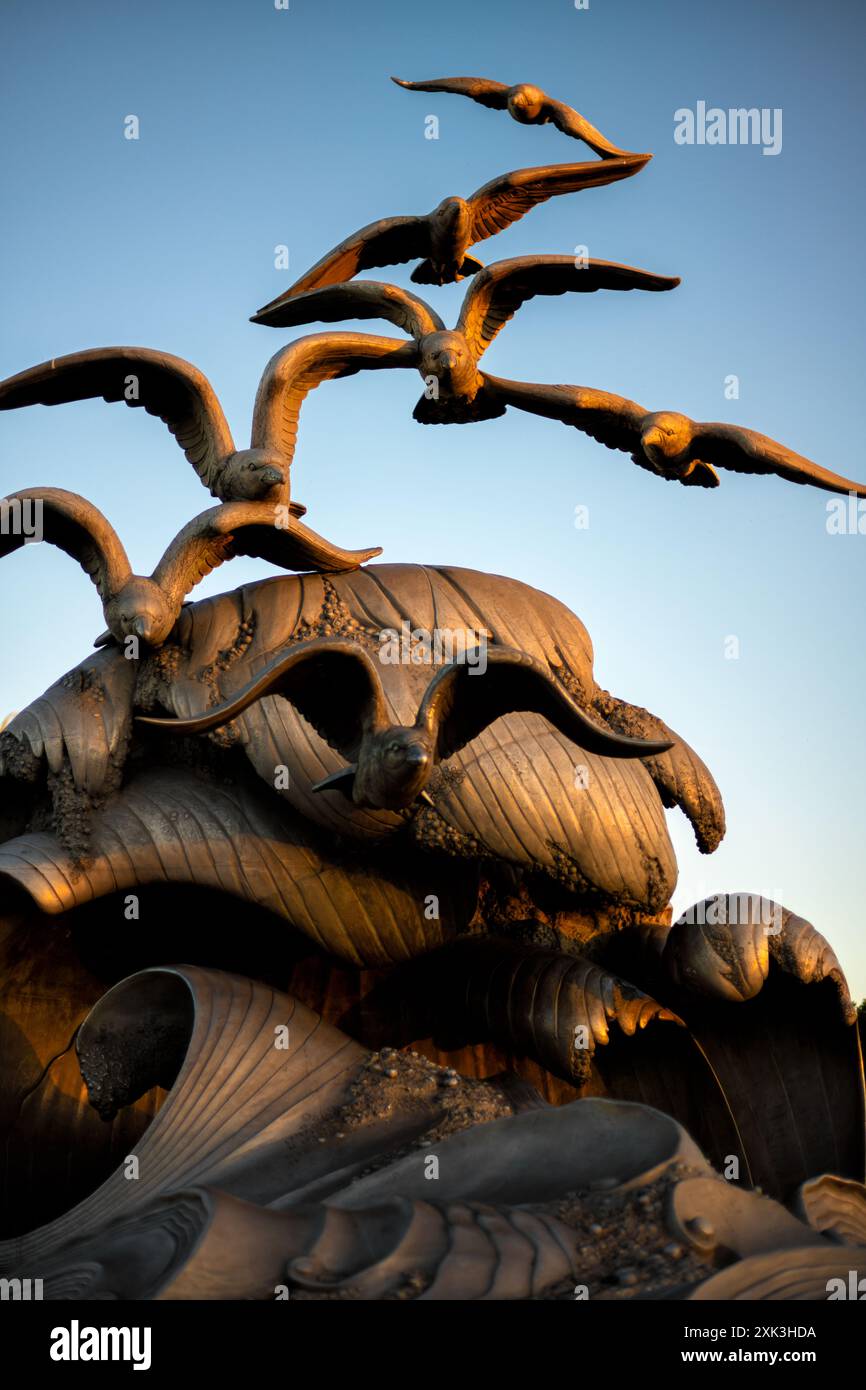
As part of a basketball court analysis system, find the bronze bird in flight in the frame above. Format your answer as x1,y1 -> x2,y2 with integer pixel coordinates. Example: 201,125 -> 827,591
0,487 -> 379,649
252,257 -> 679,423
477,376 -> 866,496
138,638 -> 673,811
253,153 -> 650,312
392,75 -> 645,160
0,335 -> 413,517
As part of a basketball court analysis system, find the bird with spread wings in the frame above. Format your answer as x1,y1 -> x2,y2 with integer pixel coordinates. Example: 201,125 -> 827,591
138,638 -> 672,811
252,256 -> 679,423
0,486 -> 380,649
0,335 -> 414,512
472,376 -> 866,496
252,152 -> 649,313
391,75 -> 645,160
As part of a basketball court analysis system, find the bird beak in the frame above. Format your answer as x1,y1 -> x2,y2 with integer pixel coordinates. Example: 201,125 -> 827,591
642,428 -> 663,451
93,629 -> 113,649
262,467 -> 285,487
439,352 -> 458,371
312,765 -> 358,798
131,618 -> 149,641
404,747 -> 429,767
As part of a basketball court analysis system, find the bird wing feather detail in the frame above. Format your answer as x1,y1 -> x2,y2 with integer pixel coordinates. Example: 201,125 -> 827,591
458,257 -> 679,360
0,348 -> 236,496
466,157 -> 649,243
250,332 -> 419,459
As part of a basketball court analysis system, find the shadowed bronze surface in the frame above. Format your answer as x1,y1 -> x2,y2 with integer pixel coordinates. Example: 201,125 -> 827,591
138,637 -> 673,811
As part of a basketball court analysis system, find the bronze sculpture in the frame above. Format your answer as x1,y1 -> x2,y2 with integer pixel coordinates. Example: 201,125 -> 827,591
0,62 -> 864,1308
477,376 -> 866,495
251,257 -> 679,423
0,487 -> 380,648
391,73 -> 645,159
138,637 -> 673,810
253,153 -> 649,305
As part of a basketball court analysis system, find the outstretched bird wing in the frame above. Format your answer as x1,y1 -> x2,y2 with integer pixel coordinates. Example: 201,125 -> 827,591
542,96 -> 639,158
688,422 -> 866,497
254,216 -> 433,311
137,636 -> 387,757
391,75 -> 640,159
391,75 -> 511,109
480,377 -> 719,488
466,155 -> 650,244
415,645 -> 674,764
151,501 -> 381,609
0,486 -> 131,604
251,281 -> 443,341
458,256 -> 680,361
250,331 -> 419,462
0,348 -> 236,498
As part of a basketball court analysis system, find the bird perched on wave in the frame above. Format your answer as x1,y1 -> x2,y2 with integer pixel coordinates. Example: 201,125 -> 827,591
138,638 -> 673,811
252,256 -> 679,423
391,75 -> 645,160
0,487 -> 381,649
252,153 -> 649,312
0,335 -> 414,522
475,376 -> 866,496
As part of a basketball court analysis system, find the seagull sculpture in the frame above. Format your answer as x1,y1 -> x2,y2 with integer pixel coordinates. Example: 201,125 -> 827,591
252,256 -> 679,422
476,376 -> 866,495
0,335 -> 416,517
252,153 -> 649,312
0,487 -> 380,649
391,75 -> 645,159
138,637 -> 673,811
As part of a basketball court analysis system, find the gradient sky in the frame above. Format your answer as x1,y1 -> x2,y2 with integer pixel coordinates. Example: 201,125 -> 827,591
1,0 -> 865,997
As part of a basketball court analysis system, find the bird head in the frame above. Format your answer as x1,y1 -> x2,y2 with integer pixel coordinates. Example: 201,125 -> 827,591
361,726 -> 433,809
419,331 -> 479,398
112,578 -> 176,648
226,449 -> 286,501
507,84 -> 546,122
640,412 -> 694,472
432,196 -> 469,233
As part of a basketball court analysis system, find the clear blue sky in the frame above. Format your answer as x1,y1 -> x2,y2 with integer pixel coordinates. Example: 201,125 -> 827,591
2,0 -> 865,997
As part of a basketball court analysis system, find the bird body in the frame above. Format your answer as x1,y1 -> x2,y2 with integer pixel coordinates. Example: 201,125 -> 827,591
391,75 -> 645,159
252,154 -> 650,313
137,637 -> 673,811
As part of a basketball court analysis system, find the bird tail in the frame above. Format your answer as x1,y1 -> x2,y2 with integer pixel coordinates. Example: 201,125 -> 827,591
411,255 -> 484,286
413,389 -> 506,425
